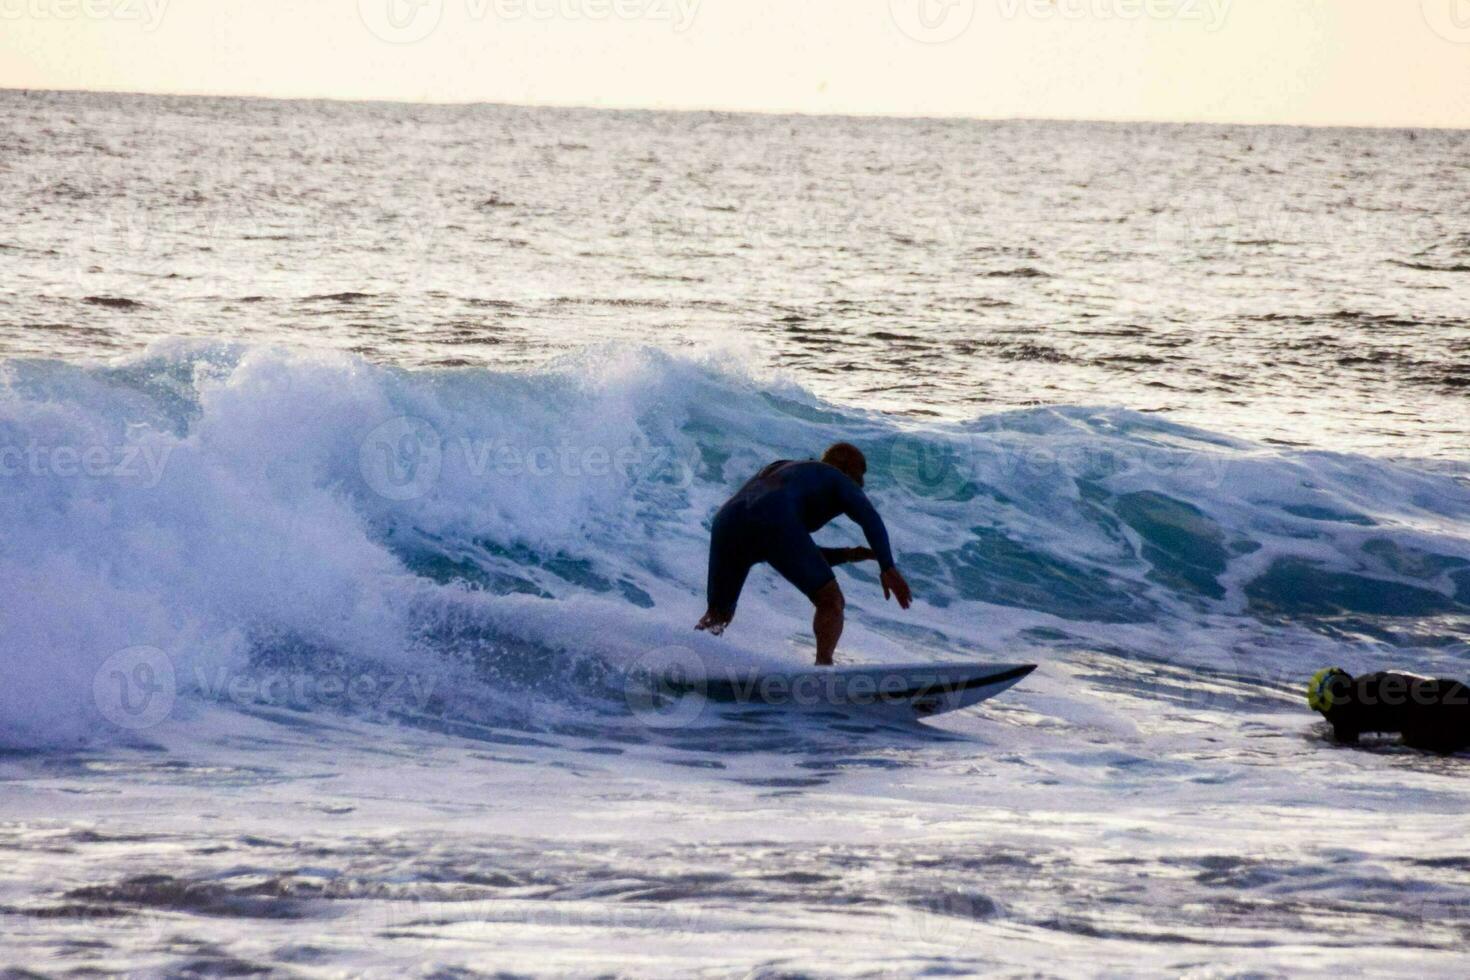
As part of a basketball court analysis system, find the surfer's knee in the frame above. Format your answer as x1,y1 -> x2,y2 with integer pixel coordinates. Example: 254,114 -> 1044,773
813,579 -> 843,612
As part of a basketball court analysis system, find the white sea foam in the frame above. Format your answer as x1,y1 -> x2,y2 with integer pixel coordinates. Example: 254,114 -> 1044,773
3,342 -> 1467,748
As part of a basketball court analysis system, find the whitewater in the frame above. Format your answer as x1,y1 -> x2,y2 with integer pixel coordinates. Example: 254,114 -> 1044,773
2,91 -> 1470,977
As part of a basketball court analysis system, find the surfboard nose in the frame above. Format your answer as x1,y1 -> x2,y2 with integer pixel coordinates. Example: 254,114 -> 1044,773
988,664 -> 1038,685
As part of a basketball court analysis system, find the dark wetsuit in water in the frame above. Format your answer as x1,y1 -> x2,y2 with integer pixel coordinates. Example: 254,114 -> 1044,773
705,460 -> 895,617
1321,671 -> 1470,754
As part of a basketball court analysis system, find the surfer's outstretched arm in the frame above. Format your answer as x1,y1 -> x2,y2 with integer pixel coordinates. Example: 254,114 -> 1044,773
818,546 -> 875,566
835,479 -> 912,609
835,480 -> 896,571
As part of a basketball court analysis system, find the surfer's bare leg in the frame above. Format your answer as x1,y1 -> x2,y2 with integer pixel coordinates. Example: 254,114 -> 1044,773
695,607 -> 732,636
813,580 -> 844,666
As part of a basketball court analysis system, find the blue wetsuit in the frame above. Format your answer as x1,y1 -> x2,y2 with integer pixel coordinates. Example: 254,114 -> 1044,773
706,460 -> 896,617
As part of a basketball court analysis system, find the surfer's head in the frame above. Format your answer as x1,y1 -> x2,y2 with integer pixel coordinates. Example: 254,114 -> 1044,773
1307,667 -> 1351,716
822,442 -> 867,487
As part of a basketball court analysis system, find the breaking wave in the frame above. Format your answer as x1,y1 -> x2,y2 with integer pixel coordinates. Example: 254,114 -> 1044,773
2,342 -> 1467,747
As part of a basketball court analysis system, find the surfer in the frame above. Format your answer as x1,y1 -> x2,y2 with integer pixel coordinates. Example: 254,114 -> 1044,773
1307,667 -> 1470,753
695,443 -> 912,666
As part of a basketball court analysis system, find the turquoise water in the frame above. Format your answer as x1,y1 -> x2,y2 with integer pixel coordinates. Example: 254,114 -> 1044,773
2,91 -> 1469,977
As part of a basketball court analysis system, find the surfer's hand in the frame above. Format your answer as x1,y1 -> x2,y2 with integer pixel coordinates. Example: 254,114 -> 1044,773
881,567 -> 912,610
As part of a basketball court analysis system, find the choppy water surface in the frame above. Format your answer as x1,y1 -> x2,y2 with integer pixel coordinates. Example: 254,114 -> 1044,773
1,90 -> 1469,977
3,89 -> 1468,455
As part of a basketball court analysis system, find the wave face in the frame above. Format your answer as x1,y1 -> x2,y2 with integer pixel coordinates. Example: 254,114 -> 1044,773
3,343 -> 1468,746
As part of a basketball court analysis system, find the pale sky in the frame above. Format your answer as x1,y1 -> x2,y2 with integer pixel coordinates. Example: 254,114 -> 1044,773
2,0 -> 1468,127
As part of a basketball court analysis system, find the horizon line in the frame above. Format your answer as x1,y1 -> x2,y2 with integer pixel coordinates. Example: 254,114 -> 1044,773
4,84 -> 1467,135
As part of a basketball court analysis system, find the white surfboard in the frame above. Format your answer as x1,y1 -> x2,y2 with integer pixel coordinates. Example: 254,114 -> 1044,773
694,662 -> 1036,719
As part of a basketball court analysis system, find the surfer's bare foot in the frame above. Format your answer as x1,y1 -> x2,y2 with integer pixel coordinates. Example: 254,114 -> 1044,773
695,608 -> 731,636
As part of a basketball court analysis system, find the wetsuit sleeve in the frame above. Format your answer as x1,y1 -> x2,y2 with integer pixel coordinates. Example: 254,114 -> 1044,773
837,479 -> 896,571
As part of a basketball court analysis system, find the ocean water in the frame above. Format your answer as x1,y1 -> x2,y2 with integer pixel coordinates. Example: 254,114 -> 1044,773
2,89 -> 1470,977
